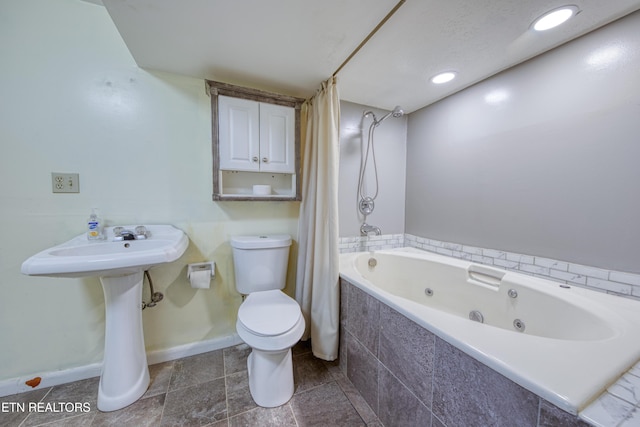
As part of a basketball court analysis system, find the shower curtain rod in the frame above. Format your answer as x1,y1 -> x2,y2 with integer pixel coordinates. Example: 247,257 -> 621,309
332,0 -> 406,77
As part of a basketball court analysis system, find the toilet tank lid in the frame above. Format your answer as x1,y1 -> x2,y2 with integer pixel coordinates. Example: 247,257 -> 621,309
230,234 -> 292,249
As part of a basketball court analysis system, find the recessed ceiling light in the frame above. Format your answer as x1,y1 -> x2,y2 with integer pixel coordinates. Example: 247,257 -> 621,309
532,5 -> 579,31
431,71 -> 456,84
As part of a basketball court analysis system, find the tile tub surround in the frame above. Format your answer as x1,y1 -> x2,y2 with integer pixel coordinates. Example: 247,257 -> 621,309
340,278 -> 593,427
338,234 -> 640,300
0,342 -> 381,427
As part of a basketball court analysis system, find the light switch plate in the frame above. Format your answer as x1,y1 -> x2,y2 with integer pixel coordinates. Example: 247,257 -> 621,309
52,173 -> 79,193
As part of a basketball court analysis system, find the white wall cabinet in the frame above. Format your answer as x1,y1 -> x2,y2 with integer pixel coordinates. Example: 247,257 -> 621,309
219,96 -> 295,174
208,81 -> 303,201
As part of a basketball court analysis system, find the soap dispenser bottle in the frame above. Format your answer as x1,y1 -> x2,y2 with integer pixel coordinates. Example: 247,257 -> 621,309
87,208 -> 104,240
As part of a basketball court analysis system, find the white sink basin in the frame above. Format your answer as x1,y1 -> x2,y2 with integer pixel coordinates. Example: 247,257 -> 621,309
21,224 -> 189,412
21,225 -> 188,278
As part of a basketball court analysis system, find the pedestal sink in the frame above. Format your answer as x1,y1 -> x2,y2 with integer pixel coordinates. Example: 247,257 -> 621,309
21,225 -> 189,411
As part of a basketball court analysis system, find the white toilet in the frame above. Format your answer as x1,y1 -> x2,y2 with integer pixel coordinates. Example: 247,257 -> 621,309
230,234 -> 305,407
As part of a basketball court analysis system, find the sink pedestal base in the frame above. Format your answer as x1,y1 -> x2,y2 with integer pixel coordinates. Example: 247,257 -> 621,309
98,271 -> 149,411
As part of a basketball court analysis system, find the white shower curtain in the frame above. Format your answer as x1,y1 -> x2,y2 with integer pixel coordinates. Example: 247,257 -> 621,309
295,76 -> 340,361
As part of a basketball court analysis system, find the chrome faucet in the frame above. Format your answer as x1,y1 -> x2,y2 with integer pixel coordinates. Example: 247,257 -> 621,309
113,225 -> 150,241
360,223 -> 381,236
119,230 -> 137,241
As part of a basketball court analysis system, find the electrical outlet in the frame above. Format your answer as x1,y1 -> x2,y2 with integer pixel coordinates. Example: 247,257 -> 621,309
51,173 -> 79,193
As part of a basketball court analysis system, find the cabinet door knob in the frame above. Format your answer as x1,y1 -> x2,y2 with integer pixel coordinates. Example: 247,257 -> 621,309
252,156 -> 259,162
262,157 -> 268,163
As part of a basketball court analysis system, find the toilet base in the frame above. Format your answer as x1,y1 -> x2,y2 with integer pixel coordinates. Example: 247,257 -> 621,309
247,348 -> 294,407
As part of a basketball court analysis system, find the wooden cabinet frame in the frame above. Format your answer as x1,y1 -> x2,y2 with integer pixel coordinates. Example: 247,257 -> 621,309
206,80 -> 304,201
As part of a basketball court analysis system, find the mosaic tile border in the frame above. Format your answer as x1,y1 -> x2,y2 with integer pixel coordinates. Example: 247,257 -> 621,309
338,234 -> 640,300
338,234 -> 405,253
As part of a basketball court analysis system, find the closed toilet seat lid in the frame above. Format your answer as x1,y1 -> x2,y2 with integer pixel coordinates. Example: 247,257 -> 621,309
238,290 -> 301,337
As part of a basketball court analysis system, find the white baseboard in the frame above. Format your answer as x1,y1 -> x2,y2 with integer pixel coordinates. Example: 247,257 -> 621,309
0,334 -> 243,398
0,363 -> 103,399
146,334 -> 243,365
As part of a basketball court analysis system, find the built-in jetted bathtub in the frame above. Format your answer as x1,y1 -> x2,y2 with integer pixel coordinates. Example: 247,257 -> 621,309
339,248 -> 640,416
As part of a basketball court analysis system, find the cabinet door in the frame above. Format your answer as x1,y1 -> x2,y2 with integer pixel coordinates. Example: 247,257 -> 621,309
219,95 -> 260,171
259,103 -> 295,173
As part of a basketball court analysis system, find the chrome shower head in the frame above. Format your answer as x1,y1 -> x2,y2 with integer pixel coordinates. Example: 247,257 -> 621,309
391,106 -> 404,118
370,105 -> 405,126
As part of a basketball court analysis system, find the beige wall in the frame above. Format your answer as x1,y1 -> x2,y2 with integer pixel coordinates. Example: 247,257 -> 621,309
0,0 -> 299,382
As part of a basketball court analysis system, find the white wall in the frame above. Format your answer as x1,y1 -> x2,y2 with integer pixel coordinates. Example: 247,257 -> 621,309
0,0 -> 299,383
339,101 -> 407,237
405,11 -> 640,273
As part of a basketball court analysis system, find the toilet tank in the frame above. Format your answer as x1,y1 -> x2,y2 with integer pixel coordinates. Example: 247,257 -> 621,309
230,235 -> 292,294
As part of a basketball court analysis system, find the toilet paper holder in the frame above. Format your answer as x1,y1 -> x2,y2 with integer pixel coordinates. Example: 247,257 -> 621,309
187,261 -> 215,279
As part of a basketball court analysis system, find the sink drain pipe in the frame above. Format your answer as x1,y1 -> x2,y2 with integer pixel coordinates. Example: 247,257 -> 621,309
142,270 -> 163,309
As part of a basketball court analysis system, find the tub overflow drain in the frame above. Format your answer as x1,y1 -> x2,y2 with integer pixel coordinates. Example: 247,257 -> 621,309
424,288 -> 433,297
513,319 -> 526,332
368,258 -> 377,268
469,310 -> 484,323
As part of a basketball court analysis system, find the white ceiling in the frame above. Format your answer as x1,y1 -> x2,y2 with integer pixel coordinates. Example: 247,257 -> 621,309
99,0 -> 640,113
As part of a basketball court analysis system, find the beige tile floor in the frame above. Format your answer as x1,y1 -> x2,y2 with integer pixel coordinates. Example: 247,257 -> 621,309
1,341 -> 381,427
